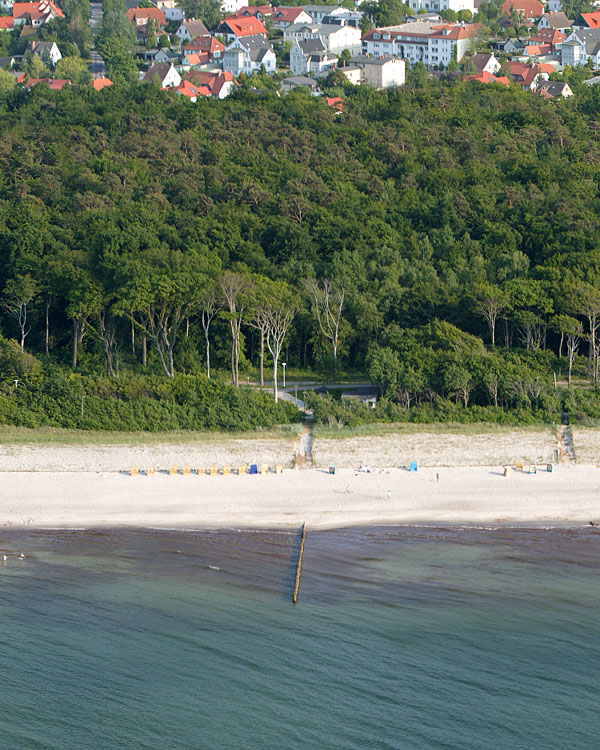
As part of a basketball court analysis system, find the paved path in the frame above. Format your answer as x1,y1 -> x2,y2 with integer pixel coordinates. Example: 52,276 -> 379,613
88,2 -> 106,78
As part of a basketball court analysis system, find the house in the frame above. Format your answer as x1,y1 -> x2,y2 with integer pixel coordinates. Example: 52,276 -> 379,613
183,35 -> 225,62
222,34 -> 276,75
561,27 -> 600,66
466,70 -> 511,84
339,63 -> 362,83
321,8 -> 364,28
89,76 -> 113,90
340,387 -> 378,408
25,78 -> 69,90
142,63 -> 182,87
0,55 -> 16,68
0,16 -> 13,29
506,60 -> 555,89
353,55 -> 406,88
175,18 -> 209,42
407,0 -> 474,12
498,37 -> 529,54
469,52 -> 501,74
12,1 -> 64,26
127,7 -> 167,26
25,40 -> 62,66
151,48 -> 181,64
530,27 -> 566,50
272,7 -> 314,29
535,79 -> 573,97
229,4 -> 273,21
538,11 -> 573,33
300,6 -> 343,24
289,38 -> 336,76
154,0 -> 184,22
501,0 -> 544,20
362,22 -> 479,68
284,22 -> 362,55
214,16 -> 268,42
573,10 -> 600,29
185,69 -> 236,98
175,79 -> 208,101
325,96 -> 345,111
281,74 -> 319,92
221,0 -> 246,13
547,0 -> 563,10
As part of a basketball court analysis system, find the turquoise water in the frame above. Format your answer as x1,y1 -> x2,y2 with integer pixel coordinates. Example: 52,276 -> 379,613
0,527 -> 598,749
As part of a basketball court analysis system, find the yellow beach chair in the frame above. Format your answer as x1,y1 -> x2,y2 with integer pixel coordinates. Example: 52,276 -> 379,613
223,466 -> 230,476
182,465 -> 191,476
238,465 -> 246,475
146,467 -> 155,476
169,465 -> 177,476
275,465 -> 283,475
210,466 -> 218,476
130,467 -> 139,476
261,464 -> 269,475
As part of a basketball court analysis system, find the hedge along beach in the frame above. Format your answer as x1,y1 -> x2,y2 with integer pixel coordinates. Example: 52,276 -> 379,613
0,426 -> 598,529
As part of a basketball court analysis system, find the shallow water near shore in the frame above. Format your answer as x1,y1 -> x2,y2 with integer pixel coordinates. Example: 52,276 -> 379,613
0,526 -> 598,749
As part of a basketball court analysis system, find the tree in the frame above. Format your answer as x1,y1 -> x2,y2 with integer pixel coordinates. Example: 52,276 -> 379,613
221,271 -> 250,387
305,278 -> 345,384
2,275 -> 38,352
263,282 -> 298,403
54,55 -> 92,85
178,0 -> 224,30
473,283 -> 508,346
0,68 -> 15,93
199,281 -> 220,379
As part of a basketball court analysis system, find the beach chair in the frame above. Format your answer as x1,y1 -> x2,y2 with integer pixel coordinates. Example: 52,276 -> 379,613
169,466 -> 177,476
210,466 -> 218,476
530,465 -> 537,475
503,466 -> 512,477
250,464 -> 258,475
146,467 -> 155,477
130,467 -> 139,476
547,463 -> 554,473
329,465 -> 337,475
197,466 -> 205,476
182,465 -> 190,476
261,464 -> 269,475
410,461 -> 418,472
223,466 -> 230,476
275,465 -> 283,475
238,465 -> 246,476
516,461 -> 524,471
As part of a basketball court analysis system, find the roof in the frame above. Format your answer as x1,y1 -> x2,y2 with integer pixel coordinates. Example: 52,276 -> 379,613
90,77 -> 113,90
466,70 -> 510,85
569,27 -> 600,55
501,0 -> 544,19
184,52 -> 209,65
507,60 -> 555,86
127,7 -> 167,25
531,27 -> 566,46
0,17 -> 14,29
470,52 -> 497,73
179,18 -> 209,37
229,5 -> 272,18
142,63 -> 174,83
226,34 -> 274,57
362,21 -> 479,43
297,38 -> 327,54
176,80 -> 204,99
584,75 -> 600,84
326,96 -> 345,108
184,69 -> 234,97
273,7 -> 311,22
578,11 -> 600,29
25,78 -> 69,90
542,11 -> 572,28
184,36 -> 224,53
363,54 -> 402,66
26,40 -> 58,54
218,17 -> 268,37
13,1 -> 65,21
536,80 -> 571,96
283,75 -> 318,86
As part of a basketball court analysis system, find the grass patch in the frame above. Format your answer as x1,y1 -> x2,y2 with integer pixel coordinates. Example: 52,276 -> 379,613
312,422 -> 556,440
0,424 -> 302,446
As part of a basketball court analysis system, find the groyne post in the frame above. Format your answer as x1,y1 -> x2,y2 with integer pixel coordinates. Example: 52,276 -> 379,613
292,523 -> 307,604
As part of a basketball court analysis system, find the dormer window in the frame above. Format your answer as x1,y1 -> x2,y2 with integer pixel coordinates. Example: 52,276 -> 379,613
374,33 -> 380,39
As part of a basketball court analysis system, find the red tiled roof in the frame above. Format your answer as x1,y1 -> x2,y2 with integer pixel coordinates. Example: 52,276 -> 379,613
89,77 -> 113,90
185,69 -> 234,97
229,5 -> 272,18
25,78 -> 69,90
531,27 -> 565,48
0,17 -> 14,29
501,0 -> 544,19
580,11 -> 600,28
13,1 -> 65,21
220,17 -> 267,37
326,96 -> 345,108
176,80 -> 203,98
273,7 -> 309,22
184,52 -> 209,65
466,70 -> 511,85
127,7 -> 166,26
184,35 -> 224,54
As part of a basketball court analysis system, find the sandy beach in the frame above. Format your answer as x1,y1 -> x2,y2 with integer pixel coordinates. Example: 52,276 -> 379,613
0,427 -> 597,530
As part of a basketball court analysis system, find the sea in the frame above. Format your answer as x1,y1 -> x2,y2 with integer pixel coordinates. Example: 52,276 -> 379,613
0,526 -> 598,750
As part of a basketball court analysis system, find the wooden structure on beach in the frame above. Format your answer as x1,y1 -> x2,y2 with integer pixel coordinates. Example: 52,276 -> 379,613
293,522 -> 307,604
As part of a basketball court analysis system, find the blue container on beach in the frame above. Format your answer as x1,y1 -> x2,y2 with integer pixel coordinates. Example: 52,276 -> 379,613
250,464 -> 258,475
329,465 -> 336,475
410,461 -> 418,472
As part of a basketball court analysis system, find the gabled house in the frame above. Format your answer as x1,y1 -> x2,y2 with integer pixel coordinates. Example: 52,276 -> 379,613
498,37 -> 529,54
535,80 -> 573,97
142,62 -> 182,87
0,16 -> 14,29
154,0 -> 184,22
25,40 -> 62,66
469,52 -> 501,74
89,76 -> 113,90
272,7 -> 314,29
561,27 -> 600,66
289,38 -> 336,76
175,18 -> 209,42
25,77 -> 69,90
573,10 -> 600,29
176,79 -> 208,101
284,22 -> 361,55
127,7 -> 167,27
281,75 -> 319,92
214,16 -> 268,42
222,34 -> 276,75
506,60 -> 555,89
538,11 -> 573,33
300,6 -> 343,24
183,35 -> 225,62
501,0 -> 544,21
229,5 -> 273,21
0,55 -> 16,68
530,27 -> 566,50
12,1 -> 64,26
185,69 -> 236,98
466,70 -> 511,84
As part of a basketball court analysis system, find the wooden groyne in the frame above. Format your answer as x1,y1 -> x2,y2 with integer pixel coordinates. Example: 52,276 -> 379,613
292,523 -> 307,604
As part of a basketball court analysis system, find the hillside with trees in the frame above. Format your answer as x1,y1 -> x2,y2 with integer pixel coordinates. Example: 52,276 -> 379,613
1,76 -> 600,428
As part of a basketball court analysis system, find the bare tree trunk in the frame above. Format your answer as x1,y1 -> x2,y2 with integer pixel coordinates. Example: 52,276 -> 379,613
142,334 -> 147,367
45,296 -> 51,354
131,320 -> 135,354
259,329 -> 264,387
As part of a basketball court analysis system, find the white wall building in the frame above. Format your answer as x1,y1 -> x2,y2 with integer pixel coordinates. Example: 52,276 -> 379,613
220,0 -> 245,14
406,0 -> 474,12
284,22 -> 362,55
223,35 -> 276,76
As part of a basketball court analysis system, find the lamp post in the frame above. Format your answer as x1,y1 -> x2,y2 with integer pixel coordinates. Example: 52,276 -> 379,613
282,362 -> 287,388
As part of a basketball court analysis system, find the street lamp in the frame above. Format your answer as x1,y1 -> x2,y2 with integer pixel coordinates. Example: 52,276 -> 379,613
282,362 -> 287,388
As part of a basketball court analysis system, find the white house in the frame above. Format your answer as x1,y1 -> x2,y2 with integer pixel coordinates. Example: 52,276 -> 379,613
12,1 -> 65,26
362,21 -> 477,69
300,5 -> 343,23
406,0 -> 474,12
360,55 -> 405,88
220,0 -> 246,13
538,11 -> 573,33
154,0 -> 184,21
272,7 -> 314,29
469,52 -> 501,74
222,35 -> 276,75
25,40 -> 62,66
175,18 -> 209,43
284,22 -> 362,55
561,27 -> 600,66
546,0 -> 564,10
142,63 -> 182,87
289,38 -> 337,76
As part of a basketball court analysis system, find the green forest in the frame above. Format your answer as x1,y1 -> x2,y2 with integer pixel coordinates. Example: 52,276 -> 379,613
2,76 -> 600,429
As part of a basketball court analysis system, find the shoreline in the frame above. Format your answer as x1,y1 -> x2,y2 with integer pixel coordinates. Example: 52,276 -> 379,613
0,464 -> 597,531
